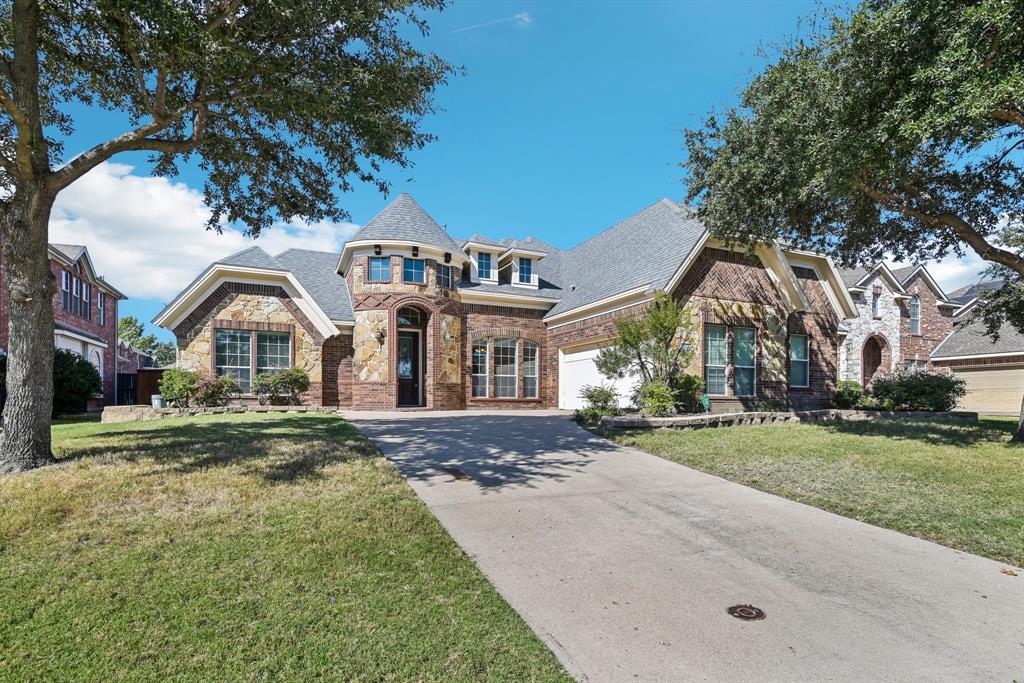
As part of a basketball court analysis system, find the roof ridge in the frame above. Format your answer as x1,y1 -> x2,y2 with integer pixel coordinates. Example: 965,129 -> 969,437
565,198 -> 695,256
275,247 -> 341,258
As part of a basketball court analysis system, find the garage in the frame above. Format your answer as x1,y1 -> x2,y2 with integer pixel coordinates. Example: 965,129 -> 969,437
951,365 -> 1024,415
558,344 -> 638,410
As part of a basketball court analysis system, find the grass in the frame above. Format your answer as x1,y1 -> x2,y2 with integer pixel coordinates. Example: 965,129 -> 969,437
605,417 -> 1024,567
0,413 -> 569,681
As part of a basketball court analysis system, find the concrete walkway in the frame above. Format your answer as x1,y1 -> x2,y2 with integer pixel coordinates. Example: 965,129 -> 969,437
348,411 -> 1024,682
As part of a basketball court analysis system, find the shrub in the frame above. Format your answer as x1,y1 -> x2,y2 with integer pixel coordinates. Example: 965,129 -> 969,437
193,374 -> 240,407
870,369 -> 966,412
252,368 -> 311,405
573,384 -> 620,425
637,381 -> 676,417
673,373 -> 705,413
834,380 -> 864,409
159,368 -> 199,407
53,349 -> 102,416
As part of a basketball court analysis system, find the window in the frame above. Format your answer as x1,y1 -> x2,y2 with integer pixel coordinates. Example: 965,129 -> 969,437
403,257 -> 425,283
789,334 -> 809,388
60,272 -> 70,310
438,264 -> 452,288
215,329 -> 252,391
704,324 -> 727,395
397,306 -> 421,327
910,295 -> 920,334
477,252 -> 492,280
523,341 -> 538,398
871,291 -> 879,318
72,276 -> 81,316
518,257 -> 533,284
81,283 -> 91,320
494,337 -> 517,398
368,256 -> 391,282
97,291 -> 105,326
733,327 -> 756,396
472,340 -> 488,398
256,332 -> 290,375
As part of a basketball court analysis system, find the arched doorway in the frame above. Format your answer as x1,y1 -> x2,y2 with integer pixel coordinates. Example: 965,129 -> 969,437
861,335 -> 888,385
396,305 -> 429,407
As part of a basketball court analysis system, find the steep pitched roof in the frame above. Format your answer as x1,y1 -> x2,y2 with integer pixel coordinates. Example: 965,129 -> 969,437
545,198 -> 705,317
948,278 -> 1003,305
349,193 -> 463,253
274,249 -> 353,321
932,317 -> 1024,358
50,243 -> 87,262
840,266 -> 870,288
890,265 -> 918,283
218,246 -> 286,271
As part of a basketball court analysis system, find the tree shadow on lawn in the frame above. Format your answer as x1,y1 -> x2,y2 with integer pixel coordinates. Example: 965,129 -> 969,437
54,415 -> 382,484
821,417 -> 1020,448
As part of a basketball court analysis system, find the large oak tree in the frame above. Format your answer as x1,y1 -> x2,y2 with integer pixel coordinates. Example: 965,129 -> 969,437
683,0 -> 1024,437
0,0 -> 453,473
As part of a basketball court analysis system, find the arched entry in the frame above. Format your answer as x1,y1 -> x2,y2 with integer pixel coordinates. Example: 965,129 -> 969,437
396,305 -> 428,407
861,334 -> 889,385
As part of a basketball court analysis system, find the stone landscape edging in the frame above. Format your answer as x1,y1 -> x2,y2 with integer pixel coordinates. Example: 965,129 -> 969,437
598,409 -> 978,430
101,404 -> 338,423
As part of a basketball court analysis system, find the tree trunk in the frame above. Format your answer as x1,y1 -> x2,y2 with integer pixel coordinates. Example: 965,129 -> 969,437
1012,394 -> 1024,444
0,181 -> 57,474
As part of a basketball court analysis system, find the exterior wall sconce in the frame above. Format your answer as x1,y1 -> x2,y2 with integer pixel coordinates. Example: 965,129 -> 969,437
412,246 -> 419,257
374,244 -> 382,255
444,252 -> 451,263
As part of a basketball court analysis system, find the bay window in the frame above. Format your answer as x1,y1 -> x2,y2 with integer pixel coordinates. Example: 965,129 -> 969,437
523,341 -> 539,398
789,334 -> 809,388
494,337 -> 518,398
704,324 -> 727,395
733,327 -> 756,396
472,340 -> 488,398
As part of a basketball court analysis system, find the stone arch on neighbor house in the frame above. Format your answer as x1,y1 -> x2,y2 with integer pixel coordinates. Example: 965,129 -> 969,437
861,333 -> 892,386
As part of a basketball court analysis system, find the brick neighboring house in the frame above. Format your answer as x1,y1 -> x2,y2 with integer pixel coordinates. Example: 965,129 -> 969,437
930,279 -> 1024,415
837,263 -> 959,384
154,194 -> 857,412
0,243 -> 126,407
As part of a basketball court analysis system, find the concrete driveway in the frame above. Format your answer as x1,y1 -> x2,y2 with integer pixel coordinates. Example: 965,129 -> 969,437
348,411 -> 1024,682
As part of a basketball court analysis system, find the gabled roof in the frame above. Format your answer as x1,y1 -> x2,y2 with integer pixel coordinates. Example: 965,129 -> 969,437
948,278 -> 1003,305
48,243 -> 127,299
348,193 -> 463,254
544,198 -> 705,317
932,317 -> 1024,359
50,243 -> 87,263
840,262 -> 908,294
219,245 -> 288,271
461,233 -> 503,249
275,249 -> 353,321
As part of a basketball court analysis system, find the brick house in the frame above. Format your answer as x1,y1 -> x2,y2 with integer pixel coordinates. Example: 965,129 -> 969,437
0,243 -> 126,406
837,263 -> 958,384
154,194 -> 857,412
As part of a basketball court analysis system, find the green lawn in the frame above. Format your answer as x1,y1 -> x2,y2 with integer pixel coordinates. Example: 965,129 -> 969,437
606,417 -> 1024,567
0,413 -> 569,681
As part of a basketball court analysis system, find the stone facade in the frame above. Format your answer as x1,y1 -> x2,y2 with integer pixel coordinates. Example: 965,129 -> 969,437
353,310 -> 389,382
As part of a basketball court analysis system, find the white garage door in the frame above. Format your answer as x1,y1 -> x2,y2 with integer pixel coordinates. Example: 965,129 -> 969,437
558,345 -> 637,410
953,366 -> 1024,415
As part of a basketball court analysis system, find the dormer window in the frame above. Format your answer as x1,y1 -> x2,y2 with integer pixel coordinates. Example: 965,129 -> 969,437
478,252 -> 492,280
517,257 -> 533,285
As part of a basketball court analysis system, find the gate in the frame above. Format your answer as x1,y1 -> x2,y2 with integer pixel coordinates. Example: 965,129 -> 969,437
116,373 -> 138,405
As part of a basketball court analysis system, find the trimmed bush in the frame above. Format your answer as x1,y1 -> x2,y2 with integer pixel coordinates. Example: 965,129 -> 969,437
1,350 -> 103,416
870,368 -> 966,412
252,368 -> 311,405
673,373 -> 705,413
834,380 -> 864,409
637,381 -> 676,417
193,374 -> 240,407
159,368 -> 199,407
573,384 -> 620,425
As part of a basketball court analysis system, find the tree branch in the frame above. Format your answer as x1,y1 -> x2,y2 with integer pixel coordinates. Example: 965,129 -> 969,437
204,0 -> 245,32
50,118 -> 171,190
993,107 -> 1024,129
858,181 -> 1024,278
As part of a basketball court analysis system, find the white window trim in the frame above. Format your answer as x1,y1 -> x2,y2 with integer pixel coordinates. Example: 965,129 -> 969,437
522,340 -> 539,399
367,256 -> 392,282
733,327 -> 757,397
472,339 -> 489,398
97,291 -> 105,326
704,324 -> 728,397
255,331 -> 291,375
493,337 -> 518,399
476,251 -> 496,283
910,295 -> 921,335
215,329 -> 253,390
789,334 -> 810,388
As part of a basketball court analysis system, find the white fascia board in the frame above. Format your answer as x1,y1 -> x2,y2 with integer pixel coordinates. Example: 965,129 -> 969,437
498,247 -> 548,261
760,243 -> 810,313
953,299 -> 977,317
154,265 -> 338,339
784,249 -> 859,319
932,350 -> 1024,361
911,266 -> 952,302
458,290 -> 556,310
664,231 -> 711,294
547,296 -> 656,331
543,285 -> 653,325
53,328 -> 109,348
338,240 -> 469,275
874,263 -> 909,294
462,241 -> 503,253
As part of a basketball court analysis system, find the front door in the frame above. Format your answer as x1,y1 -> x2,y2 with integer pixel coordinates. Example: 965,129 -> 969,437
397,331 -> 421,406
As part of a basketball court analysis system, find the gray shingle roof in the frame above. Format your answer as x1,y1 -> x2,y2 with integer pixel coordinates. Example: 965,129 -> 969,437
544,198 -> 705,317
948,279 -> 1003,304
50,243 -> 86,262
840,266 -> 870,288
462,233 -> 503,247
274,249 -> 353,321
932,317 -> 1024,358
890,265 -> 918,283
350,193 -> 463,253
218,246 -> 286,271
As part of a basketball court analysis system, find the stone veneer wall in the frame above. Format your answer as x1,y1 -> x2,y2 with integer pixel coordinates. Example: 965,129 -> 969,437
839,272 -> 901,383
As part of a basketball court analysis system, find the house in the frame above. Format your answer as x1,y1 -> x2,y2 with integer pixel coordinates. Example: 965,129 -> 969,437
154,194 -> 858,412
930,279 -> 1024,415
837,263 -> 959,384
0,243 -> 126,407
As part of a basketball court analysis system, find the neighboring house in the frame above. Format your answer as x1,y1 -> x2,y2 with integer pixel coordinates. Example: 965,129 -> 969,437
117,341 -> 159,373
931,278 -> 1024,415
155,194 -> 857,412
0,243 -> 126,407
837,263 -> 958,384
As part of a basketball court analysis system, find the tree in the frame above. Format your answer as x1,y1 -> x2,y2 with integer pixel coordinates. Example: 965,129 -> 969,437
0,0 -> 453,472
683,0 -> 1024,438
118,316 -> 158,355
153,341 -> 177,368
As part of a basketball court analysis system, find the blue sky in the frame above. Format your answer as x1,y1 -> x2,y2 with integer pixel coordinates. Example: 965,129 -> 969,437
49,0 -> 983,341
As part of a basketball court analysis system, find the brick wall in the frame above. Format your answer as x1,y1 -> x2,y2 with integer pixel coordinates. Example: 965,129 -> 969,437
463,303 -> 554,408
899,272 -> 954,366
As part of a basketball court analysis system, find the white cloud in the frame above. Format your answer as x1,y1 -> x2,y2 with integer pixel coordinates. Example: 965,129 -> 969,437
514,12 -> 533,27
890,250 -> 989,295
48,162 -> 359,301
